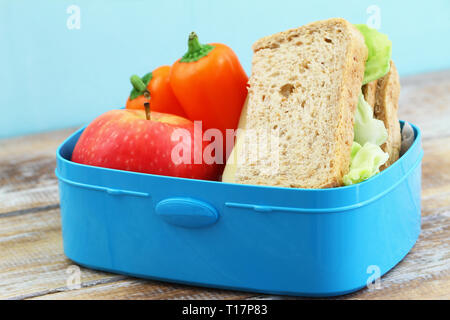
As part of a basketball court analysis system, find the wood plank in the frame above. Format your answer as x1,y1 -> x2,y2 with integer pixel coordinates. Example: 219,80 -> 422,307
421,136 -> 450,197
342,204 -> 450,299
0,157 -> 59,215
0,128 -> 77,159
0,208 -> 116,299
0,207 -> 254,300
0,129 -> 77,215
25,194 -> 450,300
398,69 -> 450,140
31,279 -> 252,300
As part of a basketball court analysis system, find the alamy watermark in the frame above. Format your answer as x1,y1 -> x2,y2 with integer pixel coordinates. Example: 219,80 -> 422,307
366,265 -> 382,290
366,5 -> 381,29
66,265 -> 82,290
170,121 -> 280,175
66,5 -> 81,30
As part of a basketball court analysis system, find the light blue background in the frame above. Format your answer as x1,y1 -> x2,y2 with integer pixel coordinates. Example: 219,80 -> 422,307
1,0 -> 449,138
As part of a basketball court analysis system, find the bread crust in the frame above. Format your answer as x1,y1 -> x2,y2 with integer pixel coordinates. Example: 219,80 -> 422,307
362,80 -> 378,109
374,61 -> 401,169
335,19 -> 368,186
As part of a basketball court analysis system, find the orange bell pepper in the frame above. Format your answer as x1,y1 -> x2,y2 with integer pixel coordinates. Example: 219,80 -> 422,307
126,65 -> 186,118
170,32 -> 248,151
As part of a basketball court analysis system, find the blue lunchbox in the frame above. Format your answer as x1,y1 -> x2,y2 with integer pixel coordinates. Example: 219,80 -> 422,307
55,120 -> 423,297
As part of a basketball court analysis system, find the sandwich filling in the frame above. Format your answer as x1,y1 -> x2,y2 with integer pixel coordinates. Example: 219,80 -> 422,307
343,25 -> 392,185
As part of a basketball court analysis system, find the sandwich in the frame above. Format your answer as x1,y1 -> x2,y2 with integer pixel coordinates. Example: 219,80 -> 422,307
222,18 -> 401,188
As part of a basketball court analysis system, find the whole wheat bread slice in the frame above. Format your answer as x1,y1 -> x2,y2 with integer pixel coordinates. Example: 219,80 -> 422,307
234,18 -> 367,188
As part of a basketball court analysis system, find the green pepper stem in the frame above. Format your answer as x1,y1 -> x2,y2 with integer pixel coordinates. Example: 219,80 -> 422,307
130,75 -> 146,93
180,32 -> 214,63
187,32 -> 203,54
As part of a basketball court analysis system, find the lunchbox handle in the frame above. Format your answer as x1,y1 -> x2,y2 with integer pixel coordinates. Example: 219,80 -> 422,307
55,170 -> 150,197
155,197 -> 219,228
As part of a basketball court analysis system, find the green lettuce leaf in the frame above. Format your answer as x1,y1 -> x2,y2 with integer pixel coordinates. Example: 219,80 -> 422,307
350,141 -> 362,160
354,93 -> 388,146
343,142 -> 389,186
355,24 -> 392,84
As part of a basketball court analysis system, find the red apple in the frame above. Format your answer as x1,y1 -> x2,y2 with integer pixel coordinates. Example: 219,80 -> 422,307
71,109 -> 221,180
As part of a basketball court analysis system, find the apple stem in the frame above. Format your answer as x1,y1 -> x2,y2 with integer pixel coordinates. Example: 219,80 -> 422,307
143,91 -> 151,120
130,75 -> 151,120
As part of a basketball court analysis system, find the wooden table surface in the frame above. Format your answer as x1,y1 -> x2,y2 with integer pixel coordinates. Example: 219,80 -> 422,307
1,70 -> 449,300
